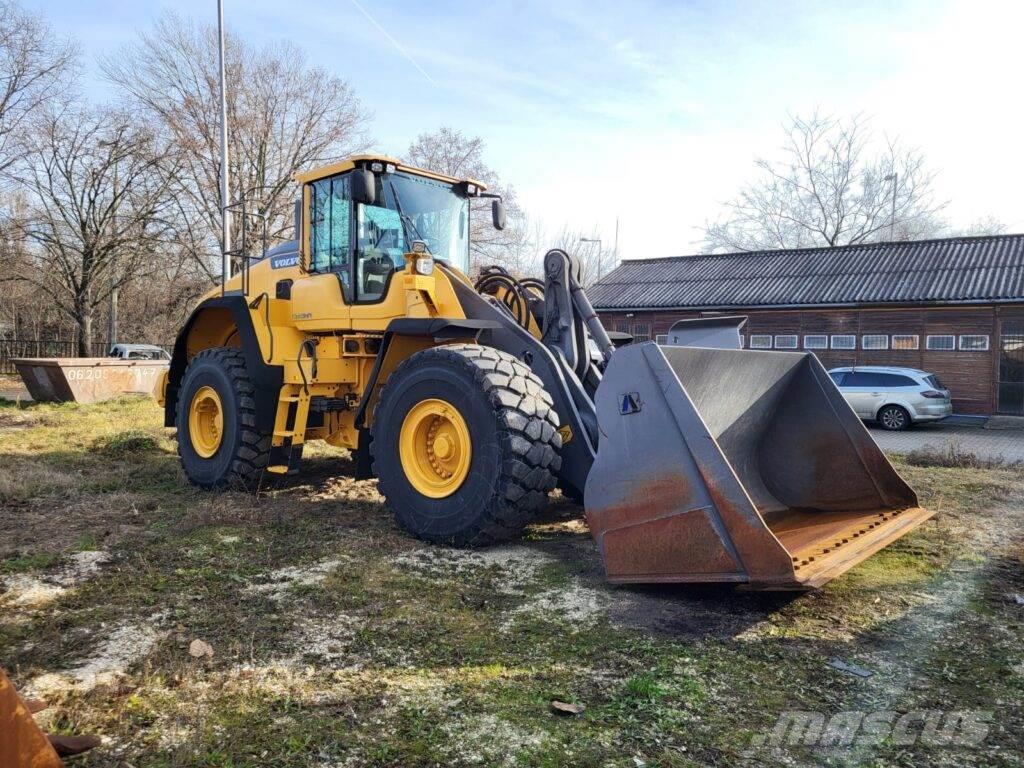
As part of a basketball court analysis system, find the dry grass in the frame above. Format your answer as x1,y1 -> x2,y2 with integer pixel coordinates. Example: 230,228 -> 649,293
0,397 -> 1022,767
905,438 -> 1018,470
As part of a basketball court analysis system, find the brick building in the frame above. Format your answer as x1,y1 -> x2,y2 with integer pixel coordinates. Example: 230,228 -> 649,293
590,234 -> 1024,416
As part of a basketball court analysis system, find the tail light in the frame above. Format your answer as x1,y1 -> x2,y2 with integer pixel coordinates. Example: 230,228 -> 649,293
921,389 -> 946,399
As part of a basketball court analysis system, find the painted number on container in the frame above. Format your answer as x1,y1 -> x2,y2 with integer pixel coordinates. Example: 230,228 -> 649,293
66,368 -> 107,381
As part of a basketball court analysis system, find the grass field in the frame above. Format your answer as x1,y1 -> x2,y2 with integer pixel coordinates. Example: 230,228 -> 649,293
1,395 -> 1022,767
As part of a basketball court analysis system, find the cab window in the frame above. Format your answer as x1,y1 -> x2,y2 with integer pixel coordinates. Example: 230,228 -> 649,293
309,174 -> 352,298
356,201 -> 406,301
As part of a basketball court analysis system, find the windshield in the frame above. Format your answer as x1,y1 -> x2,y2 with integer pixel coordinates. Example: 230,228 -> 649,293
384,172 -> 470,272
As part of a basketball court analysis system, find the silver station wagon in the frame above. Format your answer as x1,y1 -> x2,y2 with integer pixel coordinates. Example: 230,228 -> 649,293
827,366 -> 953,431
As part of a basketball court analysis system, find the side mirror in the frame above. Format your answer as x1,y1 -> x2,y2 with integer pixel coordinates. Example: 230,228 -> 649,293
491,198 -> 506,231
351,169 -> 376,205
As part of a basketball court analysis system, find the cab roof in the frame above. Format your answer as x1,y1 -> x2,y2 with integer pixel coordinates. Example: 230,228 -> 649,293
293,154 -> 486,190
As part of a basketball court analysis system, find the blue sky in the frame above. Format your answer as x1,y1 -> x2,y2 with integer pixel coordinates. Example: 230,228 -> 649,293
27,0 -> 1024,260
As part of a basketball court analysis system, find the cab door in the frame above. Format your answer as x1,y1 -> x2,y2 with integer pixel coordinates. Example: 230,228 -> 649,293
347,179 -> 414,331
290,173 -> 353,332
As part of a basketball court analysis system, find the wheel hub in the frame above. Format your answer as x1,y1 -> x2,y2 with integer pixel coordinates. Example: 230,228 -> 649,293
189,385 -> 224,458
399,398 -> 472,498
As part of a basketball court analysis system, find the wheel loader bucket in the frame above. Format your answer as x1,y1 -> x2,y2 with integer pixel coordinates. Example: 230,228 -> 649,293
584,343 -> 934,590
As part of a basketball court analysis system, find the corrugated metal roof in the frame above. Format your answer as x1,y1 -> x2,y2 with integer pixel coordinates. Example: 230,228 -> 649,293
589,234 -> 1024,310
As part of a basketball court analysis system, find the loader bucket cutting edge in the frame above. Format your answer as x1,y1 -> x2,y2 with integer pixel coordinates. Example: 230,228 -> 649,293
584,343 -> 935,590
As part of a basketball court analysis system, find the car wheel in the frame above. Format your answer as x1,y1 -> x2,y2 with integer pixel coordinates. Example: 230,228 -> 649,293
877,404 -> 911,431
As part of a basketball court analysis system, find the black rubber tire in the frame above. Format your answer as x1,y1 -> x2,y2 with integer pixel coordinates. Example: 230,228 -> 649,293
877,404 -> 911,431
176,347 -> 271,489
371,343 -> 562,546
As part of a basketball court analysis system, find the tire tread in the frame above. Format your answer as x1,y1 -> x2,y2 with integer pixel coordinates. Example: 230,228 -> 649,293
371,343 -> 562,546
177,347 -> 271,489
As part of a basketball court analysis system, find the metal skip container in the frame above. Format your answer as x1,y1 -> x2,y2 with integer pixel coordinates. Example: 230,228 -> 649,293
585,343 -> 934,590
12,358 -> 168,404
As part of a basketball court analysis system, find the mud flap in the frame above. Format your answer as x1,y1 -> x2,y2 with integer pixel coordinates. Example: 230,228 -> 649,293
584,343 -> 934,590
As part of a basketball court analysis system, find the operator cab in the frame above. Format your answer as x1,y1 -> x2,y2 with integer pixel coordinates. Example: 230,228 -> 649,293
296,156 -> 504,303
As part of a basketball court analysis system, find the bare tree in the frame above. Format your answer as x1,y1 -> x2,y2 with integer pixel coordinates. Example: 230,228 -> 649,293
103,14 -> 371,281
499,216 -> 548,278
20,106 -> 177,355
956,215 -> 1007,237
702,112 -> 947,253
0,1 -> 76,176
404,126 -> 527,274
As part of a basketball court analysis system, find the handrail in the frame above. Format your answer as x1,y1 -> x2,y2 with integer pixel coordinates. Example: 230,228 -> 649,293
221,194 -> 269,297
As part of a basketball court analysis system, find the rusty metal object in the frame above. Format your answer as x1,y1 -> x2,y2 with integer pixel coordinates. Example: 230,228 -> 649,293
0,669 -> 64,768
585,343 -> 934,590
12,358 -> 168,404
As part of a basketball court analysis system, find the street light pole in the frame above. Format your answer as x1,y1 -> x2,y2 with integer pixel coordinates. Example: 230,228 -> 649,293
613,217 -> 619,266
109,159 -> 118,348
884,172 -> 897,241
580,237 -> 602,281
217,0 -> 232,281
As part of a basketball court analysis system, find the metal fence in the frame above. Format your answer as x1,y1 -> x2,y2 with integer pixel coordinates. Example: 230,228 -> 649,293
0,339 -> 172,375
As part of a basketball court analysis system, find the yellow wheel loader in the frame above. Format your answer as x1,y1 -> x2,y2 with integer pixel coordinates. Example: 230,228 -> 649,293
158,154 -> 934,590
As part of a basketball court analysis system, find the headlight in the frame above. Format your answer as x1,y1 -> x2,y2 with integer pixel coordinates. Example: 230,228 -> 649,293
415,255 -> 434,275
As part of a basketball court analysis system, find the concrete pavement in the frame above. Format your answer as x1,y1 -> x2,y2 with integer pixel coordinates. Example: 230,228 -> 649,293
870,422 -> 1024,464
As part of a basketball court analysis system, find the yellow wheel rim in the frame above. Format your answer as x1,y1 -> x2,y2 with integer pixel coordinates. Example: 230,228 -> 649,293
189,385 -> 224,458
399,398 -> 472,498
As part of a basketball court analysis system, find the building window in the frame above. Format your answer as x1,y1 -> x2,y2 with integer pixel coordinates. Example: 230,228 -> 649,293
774,334 -> 798,349
749,334 -> 772,349
631,322 -> 651,342
831,335 -> 856,350
959,334 -> 989,351
655,334 -> 668,344
862,334 -> 889,350
892,334 -> 919,350
803,335 -> 828,349
926,335 -> 956,351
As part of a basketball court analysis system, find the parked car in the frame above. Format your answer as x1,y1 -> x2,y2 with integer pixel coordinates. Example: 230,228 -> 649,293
827,366 -> 952,431
108,343 -> 171,361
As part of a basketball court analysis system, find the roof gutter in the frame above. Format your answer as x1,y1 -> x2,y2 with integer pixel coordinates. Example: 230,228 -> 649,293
593,297 -> 1024,313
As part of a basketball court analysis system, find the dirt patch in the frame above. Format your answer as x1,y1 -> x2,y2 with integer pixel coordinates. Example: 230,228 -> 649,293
26,611 -> 167,696
0,481 -> 157,557
288,616 -> 364,666
246,556 -> 351,600
509,579 -> 607,624
0,405 -> 36,432
0,550 -> 112,609
443,713 -> 544,766
393,544 -> 557,594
